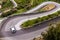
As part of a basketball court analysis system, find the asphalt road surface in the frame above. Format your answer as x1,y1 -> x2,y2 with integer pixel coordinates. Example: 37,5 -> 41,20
1,2 -> 60,40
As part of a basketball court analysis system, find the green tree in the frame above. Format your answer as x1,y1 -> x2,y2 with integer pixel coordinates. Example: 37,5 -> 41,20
41,22 -> 60,40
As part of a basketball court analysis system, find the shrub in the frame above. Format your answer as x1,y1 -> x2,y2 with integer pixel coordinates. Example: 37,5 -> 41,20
2,0 -> 13,11
41,22 -> 60,40
1,8 -> 17,17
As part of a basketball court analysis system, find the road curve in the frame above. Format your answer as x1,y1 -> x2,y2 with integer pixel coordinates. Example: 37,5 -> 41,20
1,2 -> 60,40
25,1 -> 60,13
10,0 -> 18,8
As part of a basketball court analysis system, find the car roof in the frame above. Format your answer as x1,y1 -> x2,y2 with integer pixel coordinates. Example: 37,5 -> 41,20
11,27 -> 15,30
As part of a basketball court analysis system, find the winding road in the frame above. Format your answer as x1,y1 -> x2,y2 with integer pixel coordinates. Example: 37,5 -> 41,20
10,0 -> 17,8
0,1 -> 60,40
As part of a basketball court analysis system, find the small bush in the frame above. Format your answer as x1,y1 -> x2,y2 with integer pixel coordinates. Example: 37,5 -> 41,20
1,8 -> 17,17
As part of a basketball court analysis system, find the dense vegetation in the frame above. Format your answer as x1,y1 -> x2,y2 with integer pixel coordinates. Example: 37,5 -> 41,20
21,10 -> 60,29
14,0 -> 48,10
1,0 -> 13,11
33,21 -> 60,40
14,0 -> 60,10
50,0 -> 60,3
41,22 -> 60,40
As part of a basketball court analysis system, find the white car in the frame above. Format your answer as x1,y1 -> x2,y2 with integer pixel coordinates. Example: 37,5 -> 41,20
10,27 -> 16,34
